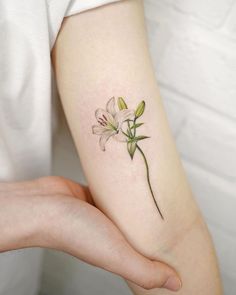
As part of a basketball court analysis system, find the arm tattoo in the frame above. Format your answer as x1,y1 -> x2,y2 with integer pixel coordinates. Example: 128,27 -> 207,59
92,97 -> 164,219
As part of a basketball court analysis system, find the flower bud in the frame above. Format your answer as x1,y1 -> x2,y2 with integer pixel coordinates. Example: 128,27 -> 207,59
135,101 -> 145,118
127,141 -> 137,159
118,97 -> 128,110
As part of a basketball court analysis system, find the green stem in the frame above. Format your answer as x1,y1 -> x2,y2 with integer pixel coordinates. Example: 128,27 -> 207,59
122,131 -> 130,137
136,144 -> 164,220
127,120 -> 133,138
133,118 -> 137,137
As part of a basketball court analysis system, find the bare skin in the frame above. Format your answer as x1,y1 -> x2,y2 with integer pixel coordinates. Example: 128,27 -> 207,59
52,0 -> 223,294
0,176 -> 180,291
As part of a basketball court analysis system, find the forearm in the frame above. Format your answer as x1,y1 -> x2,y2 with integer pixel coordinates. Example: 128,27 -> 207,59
0,178 -> 69,252
0,180 -> 44,252
53,1 -> 222,293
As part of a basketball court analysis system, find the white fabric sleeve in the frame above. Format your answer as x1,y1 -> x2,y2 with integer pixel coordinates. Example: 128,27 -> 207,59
47,0 -> 121,49
65,0 -> 121,17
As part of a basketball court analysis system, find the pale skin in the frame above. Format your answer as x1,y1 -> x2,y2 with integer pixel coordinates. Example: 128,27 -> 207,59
0,0 -> 222,294
51,0 -> 223,294
1,2 -> 181,290
0,176 -> 179,291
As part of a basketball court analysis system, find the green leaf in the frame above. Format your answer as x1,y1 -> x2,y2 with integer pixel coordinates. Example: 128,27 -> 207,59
118,97 -> 128,110
134,136 -> 150,141
127,141 -> 137,159
135,101 -> 145,118
130,123 -> 144,129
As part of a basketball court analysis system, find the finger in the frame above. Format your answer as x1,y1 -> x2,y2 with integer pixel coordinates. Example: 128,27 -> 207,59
50,198 -> 181,291
61,178 -> 95,205
79,185 -> 95,205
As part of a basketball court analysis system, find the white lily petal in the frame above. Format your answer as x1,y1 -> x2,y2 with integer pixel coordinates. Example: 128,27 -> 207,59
92,125 -> 107,135
95,108 -> 117,128
115,109 -> 135,128
99,130 -> 117,151
114,132 -> 127,142
106,97 -> 116,116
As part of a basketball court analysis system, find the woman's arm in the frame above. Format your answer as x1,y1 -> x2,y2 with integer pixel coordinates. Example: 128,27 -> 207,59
0,176 -> 178,290
52,0 -> 223,294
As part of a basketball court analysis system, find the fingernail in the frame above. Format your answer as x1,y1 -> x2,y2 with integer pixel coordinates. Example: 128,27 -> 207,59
163,276 -> 182,291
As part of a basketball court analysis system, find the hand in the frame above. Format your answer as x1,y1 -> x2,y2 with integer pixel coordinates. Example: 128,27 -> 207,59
0,176 -> 181,291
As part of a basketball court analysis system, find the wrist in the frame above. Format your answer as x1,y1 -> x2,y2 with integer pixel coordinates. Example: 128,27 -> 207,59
0,180 -> 51,252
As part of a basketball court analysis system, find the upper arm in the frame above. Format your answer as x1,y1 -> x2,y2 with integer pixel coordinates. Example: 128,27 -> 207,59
52,1 -> 222,294
52,0 -> 194,247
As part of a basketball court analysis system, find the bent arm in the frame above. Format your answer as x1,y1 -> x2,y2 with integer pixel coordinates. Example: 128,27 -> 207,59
52,1 -> 223,294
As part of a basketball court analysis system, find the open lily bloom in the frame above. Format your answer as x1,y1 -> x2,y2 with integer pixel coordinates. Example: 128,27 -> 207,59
92,97 -> 134,151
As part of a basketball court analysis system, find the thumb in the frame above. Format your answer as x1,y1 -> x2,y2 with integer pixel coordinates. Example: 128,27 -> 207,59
117,247 -> 182,291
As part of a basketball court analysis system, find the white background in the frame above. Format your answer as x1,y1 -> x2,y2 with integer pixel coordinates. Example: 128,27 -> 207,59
40,1 -> 236,294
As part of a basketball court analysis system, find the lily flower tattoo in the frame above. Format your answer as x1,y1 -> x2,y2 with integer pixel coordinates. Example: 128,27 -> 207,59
92,97 -> 164,220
